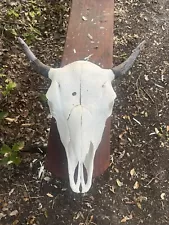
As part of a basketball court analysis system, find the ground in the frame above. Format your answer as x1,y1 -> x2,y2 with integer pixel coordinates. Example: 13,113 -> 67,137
0,0 -> 169,224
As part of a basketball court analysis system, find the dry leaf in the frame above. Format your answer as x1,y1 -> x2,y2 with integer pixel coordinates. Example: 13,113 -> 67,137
85,202 -> 92,208
74,211 -> 84,220
130,168 -> 136,177
82,16 -> 87,21
46,193 -> 53,198
121,214 -> 132,223
0,212 -> 6,219
116,179 -> 123,187
137,196 -> 147,202
10,210 -> 18,216
5,116 -> 19,123
136,202 -> 142,209
9,188 -> 15,196
167,126 -> 169,132
133,181 -> 139,189
2,207 -> 8,211
114,168 -> 119,173
119,130 -> 127,140
29,216 -> 36,224
109,185 -> 115,193
12,220 -> 19,225
155,128 -> 159,134
161,193 -> 166,200
23,197 -> 29,202
44,210 -> 48,218
5,117 -> 16,122
87,33 -> 93,40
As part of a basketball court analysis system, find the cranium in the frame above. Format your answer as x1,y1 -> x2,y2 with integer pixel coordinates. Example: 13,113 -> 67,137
18,37 -> 145,193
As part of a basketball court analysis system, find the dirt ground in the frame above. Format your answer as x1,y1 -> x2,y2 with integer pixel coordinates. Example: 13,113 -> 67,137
0,0 -> 169,224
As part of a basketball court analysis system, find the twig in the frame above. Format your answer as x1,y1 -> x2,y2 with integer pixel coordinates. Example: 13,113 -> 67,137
144,171 -> 164,187
24,183 -> 31,200
141,88 -> 155,103
0,19 -> 25,26
29,196 -> 44,199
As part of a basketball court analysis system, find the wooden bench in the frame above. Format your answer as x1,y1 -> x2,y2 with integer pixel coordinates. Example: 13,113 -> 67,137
45,0 -> 114,178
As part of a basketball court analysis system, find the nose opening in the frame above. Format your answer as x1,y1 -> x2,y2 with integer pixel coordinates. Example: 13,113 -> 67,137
73,162 -> 88,192
74,163 -> 78,184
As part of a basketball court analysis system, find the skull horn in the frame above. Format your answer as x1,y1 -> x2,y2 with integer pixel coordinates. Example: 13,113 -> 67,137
112,40 -> 146,79
18,37 -> 51,78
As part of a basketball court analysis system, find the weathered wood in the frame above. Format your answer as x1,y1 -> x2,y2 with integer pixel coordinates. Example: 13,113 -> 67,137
45,0 -> 114,178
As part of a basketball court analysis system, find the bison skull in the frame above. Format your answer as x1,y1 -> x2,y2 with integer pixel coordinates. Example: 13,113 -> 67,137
18,37 -> 145,193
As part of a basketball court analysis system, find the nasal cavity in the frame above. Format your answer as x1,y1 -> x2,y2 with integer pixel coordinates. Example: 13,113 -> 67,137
73,163 -> 88,184
74,163 -> 79,184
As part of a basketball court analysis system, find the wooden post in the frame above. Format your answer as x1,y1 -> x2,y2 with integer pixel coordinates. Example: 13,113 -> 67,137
45,0 -> 114,178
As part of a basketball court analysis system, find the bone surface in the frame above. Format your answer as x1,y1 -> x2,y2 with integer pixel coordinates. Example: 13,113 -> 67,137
46,61 -> 116,193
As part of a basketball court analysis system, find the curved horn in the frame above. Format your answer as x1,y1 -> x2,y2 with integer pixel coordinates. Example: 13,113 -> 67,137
112,40 -> 146,79
18,37 -> 51,78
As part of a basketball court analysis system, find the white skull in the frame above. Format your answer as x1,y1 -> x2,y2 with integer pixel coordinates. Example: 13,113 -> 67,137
18,37 -> 145,193
46,61 -> 116,193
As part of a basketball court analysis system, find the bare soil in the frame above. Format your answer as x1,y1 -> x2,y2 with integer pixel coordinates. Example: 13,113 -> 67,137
0,0 -> 169,225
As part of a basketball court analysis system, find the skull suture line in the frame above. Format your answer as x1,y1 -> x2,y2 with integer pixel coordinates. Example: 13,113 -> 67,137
18,37 -> 145,193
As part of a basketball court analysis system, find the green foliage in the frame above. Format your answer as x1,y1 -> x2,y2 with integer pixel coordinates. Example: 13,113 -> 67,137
7,9 -> 20,18
0,72 -> 17,96
0,111 -> 8,121
0,73 -> 6,78
2,79 -> 17,96
3,1 -> 42,44
39,93 -> 47,103
0,142 -> 25,166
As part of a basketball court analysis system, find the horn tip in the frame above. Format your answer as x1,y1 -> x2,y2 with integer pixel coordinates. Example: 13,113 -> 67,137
139,40 -> 146,50
18,37 -> 24,45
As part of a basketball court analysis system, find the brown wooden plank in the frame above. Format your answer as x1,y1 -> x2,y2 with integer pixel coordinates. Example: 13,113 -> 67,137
45,0 -> 114,178
61,0 -> 114,67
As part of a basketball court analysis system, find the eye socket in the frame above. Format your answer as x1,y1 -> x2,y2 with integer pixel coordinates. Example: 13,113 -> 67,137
72,92 -> 77,96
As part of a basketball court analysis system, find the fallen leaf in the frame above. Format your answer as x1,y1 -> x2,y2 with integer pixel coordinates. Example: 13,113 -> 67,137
85,202 -> 92,208
74,211 -> 84,220
116,179 -> 123,187
144,75 -> 149,81
109,185 -> 115,193
121,214 -> 132,223
0,212 -> 6,220
161,193 -> 166,200
133,181 -> 139,189
9,188 -> 15,196
114,168 -> 119,173
44,210 -> 48,218
155,127 -> 159,134
87,33 -> 93,40
10,210 -> 18,216
38,165 -> 44,178
29,216 -> 36,224
136,202 -> 142,209
46,193 -> 53,198
12,219 -> 19,225
119,130 -> 127,140
167,126 -> 169,132
23,197 -> 29,202
44,176 -> 50,182
82,16 -> 87,21
137,196 -> 147,202
130,168 -> 136,177
5,117 -> 18,123
2,207 -> 8,211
